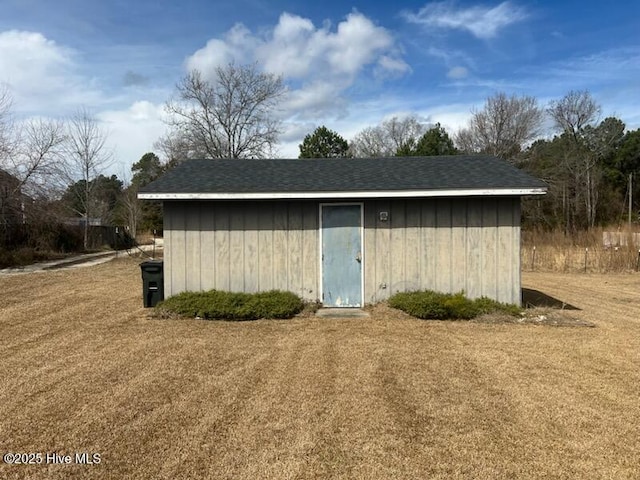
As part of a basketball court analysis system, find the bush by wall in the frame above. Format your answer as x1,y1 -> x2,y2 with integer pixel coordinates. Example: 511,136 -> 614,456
157,289 -> 304,320
389,290 -> 521,320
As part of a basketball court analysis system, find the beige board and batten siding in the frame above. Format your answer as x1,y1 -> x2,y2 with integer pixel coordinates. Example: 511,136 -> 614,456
164,201 -> 319,300
363,197 -> 521,305
163,197 -> 522,305
364,197 -> 521,304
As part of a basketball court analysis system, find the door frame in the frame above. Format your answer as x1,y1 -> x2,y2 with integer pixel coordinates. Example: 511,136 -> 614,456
318,202 -> 365,307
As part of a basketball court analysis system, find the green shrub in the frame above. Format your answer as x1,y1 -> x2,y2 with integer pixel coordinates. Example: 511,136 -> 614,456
443,292 -> 480,319
389,291 -> 449,319
156,289 -> 304,321
473,296 -> 522,316
389,290 -> 521,320
246,291 -> 305,319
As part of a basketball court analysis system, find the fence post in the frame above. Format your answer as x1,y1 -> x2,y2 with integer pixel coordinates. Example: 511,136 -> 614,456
531,245 -> 536,271
636,250 -> 640,272
584,247 -> 588,273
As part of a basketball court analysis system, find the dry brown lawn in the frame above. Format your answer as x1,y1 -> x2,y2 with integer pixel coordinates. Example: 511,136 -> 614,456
1,258 -> 639,480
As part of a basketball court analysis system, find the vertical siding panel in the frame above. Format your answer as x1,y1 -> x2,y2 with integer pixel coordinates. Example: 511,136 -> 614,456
390,200 -> 406,294
482,198 -> 498,299
229,203 -> 244,292
185,202 -> 201,292
302,201 -> 318,302
375,200 -> 391,301
272,203 -> 288,291
435,199 -> 452,293
243,203 -> 259,293
513,199 -> 522,305
170,202 -> 187,294
200,202 -> 215,291
214,203 -> 230,291
420,199 -> 437,291
404,199 -> 421,292
363,201 -> 377,303
496,197 -> 519,304
288,202 -> 303,298
465,198 -> 483,299
450,198 -> 467,293
258,202 -> 273,292
163,202 -> 174,297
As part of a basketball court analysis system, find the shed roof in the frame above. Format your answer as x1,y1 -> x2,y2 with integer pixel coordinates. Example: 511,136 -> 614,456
138,155 -> 547,200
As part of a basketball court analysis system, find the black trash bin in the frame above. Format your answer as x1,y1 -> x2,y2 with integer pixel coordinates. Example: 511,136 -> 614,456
140,260 -> 164,307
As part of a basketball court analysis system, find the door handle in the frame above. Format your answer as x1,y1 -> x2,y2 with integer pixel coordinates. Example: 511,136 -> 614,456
355,251 -> 362,263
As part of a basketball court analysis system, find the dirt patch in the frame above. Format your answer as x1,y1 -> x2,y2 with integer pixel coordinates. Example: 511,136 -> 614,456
369,301 -> 595,327
473,308 -> 596,327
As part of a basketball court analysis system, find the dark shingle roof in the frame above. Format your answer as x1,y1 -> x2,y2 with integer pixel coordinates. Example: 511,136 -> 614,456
138,156 -> 547,198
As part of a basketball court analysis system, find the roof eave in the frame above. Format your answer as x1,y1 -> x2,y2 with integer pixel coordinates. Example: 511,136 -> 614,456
138,187 -> 547,200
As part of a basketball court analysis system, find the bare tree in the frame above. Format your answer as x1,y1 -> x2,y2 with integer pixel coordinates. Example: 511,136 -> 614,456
0,88 -> 66,236
547,90 -> 602,229
453,127 -> 480,155
119,184 -> 142,238
12,118 -> 67,197
350,115 -> 430,157
0,85 -> 15,162
164,63 -> 285,159
548,90 -> 601,141
63,109 -> 112,249
349,126 -> 389,157
154,130 -> 207,168
455,93 -> 544,161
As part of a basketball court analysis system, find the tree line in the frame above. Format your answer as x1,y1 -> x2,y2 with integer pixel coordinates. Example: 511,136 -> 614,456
0,86 -> 164,261
3,62 -> 640,264
296,91 -> 640,232
157,63 -> 639,233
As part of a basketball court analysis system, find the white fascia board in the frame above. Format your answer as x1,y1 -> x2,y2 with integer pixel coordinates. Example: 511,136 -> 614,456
138,187 -> 547,200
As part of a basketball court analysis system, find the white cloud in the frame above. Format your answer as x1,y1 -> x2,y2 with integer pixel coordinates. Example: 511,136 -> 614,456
98,101 -> 167,178
0,30 -> 100,112
542,47 -> 640,86
424,106 -> 473,133
185,24 -> 257,76
323,12 -> 402,77
280,121 -> 317,143
258,13 -> 317,78
282,81 -> 349,119
447,66 -> 468,79
403,1 -> 528,39
377,55 -> 412,76
0,30 -> 74,84
185,12 -> 408,120
0,30 -> 173,175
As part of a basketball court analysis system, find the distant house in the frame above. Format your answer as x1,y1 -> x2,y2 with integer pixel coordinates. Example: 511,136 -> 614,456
62,217 -> 106,227
139,156 -> 547,306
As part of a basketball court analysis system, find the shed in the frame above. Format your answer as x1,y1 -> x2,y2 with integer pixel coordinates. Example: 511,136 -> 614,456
138,156 -> 546,306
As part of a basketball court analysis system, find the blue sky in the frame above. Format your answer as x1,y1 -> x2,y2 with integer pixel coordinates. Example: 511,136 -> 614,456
1,0 -> 639,176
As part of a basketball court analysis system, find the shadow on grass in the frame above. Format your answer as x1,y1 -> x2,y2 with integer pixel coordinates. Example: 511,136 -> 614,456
522,288 -> 580,310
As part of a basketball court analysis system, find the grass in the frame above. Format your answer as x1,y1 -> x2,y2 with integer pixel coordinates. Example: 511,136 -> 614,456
1,258 -> 639,479
522,226 -> 640,272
